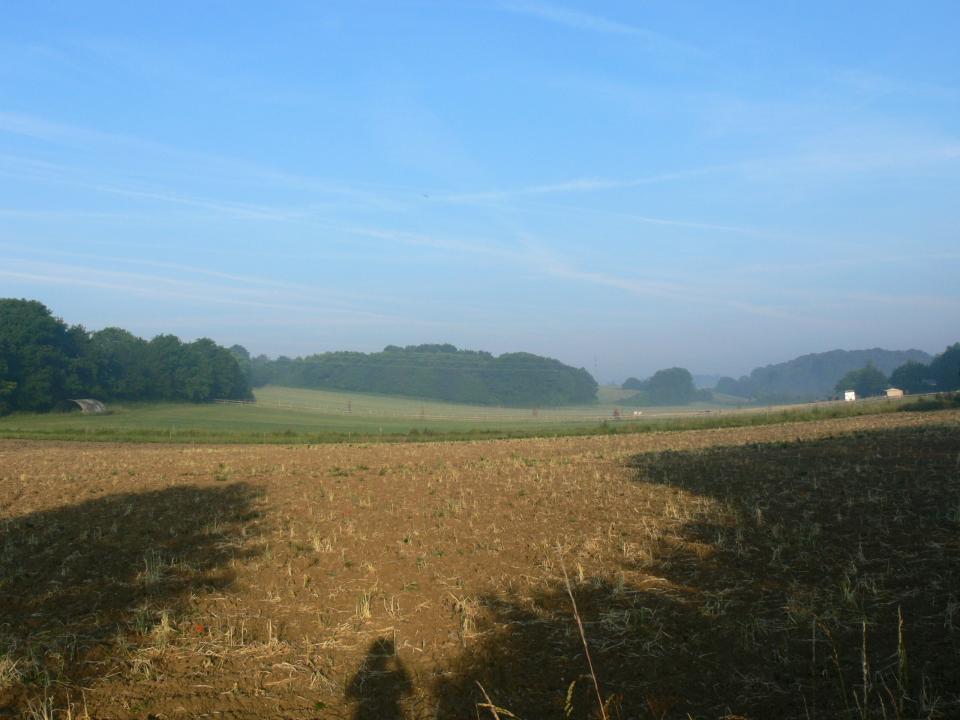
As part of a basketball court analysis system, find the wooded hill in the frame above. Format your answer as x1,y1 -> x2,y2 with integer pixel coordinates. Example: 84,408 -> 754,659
715,348 -> 933,402
234,344 -> 598,407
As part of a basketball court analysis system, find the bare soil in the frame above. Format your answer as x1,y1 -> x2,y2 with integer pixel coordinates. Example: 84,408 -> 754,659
1,410 -> 958,719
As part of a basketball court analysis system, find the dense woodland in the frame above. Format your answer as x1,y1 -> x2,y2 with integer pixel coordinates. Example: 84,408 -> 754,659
0,300 -> 597,413
830,348 -> 960,399
887,347 -> 960,393
714,348 -> 935,402
621,346 -> 959,405
231,344 -> 598,407
0,299 -> 251,414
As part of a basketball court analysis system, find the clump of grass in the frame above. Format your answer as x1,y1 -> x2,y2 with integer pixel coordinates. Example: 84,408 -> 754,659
0,653 -> 23,690
23,695 -> 55,720
449,594 -> 478,646
355,591 -> 372,626
138,550 -> 167,586
898,392 -> 960,412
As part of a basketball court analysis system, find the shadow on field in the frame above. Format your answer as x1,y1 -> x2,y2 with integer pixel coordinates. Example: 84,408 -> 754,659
436,426 -> 960,719
346,638 -> 412,720
0,482 -> 263,715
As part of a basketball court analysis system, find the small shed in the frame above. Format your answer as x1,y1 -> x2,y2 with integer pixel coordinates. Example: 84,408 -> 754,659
843,390 -> 856,402
69,398 -> 107,414
886,387 -> 904,398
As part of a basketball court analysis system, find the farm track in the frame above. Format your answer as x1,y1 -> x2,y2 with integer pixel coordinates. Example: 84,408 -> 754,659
1,409 -> 958,719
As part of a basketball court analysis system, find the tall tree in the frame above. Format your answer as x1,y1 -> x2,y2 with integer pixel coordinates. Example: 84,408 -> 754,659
87,327 -> 149,399
928,343 -> 960,391
889,361 -> 935,394
0,299 -> 78,411
146,334 -> 185,400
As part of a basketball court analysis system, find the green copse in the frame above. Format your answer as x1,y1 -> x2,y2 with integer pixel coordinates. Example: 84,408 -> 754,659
619,367 -> 710,406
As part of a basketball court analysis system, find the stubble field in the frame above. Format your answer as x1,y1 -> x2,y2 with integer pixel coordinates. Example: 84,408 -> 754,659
1,410 -> 959,719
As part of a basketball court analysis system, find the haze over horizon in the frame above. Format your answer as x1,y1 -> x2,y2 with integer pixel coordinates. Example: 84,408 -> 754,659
2,1 -> 958,382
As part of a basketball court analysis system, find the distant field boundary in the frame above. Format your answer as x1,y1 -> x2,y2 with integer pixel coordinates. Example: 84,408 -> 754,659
213,391 -> 941,423
213,398 -> 613,422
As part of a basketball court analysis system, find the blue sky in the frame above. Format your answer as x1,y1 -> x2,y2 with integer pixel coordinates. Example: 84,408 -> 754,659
1,1 -> 958,381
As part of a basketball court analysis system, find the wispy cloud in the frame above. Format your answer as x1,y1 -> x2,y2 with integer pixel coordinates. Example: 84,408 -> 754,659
305,223 -> 793,321
541,259 -> 808,322
524,199 -> 774,237
334,224 -> 526,262
0,257 -> 414,326
507,235 -> 816,322
502,1 -> 652,36
0,111 -> 127,147
0,207 -> 154,221
432,167 -> 718,204
839,291 -> 960,311
516,236 -> 950,325
91,184 -> 305,221
426,167 -> 778,241
0,111 -> 414,211
1,141 -> 767,248
736,252 -> 960,275
830,67 -> 960,103
737,136 -> 960,180
0,245 -> 406,306
0,150 -> 313,221
499,1 -> 700,55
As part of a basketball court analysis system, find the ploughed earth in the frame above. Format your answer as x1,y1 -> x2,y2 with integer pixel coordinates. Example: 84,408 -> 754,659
1,410 -> 958,719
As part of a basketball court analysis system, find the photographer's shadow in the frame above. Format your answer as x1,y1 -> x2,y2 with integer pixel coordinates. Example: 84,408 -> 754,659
346,638 -> 412,720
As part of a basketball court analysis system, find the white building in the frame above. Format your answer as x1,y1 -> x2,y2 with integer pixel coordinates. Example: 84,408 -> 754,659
844,390 -> 856,401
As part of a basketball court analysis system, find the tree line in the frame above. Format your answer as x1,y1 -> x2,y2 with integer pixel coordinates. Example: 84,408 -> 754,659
620,345 -> 959,407
714,347 -> 934,403
0,299 -> 251,414
229,343 -> 598,407
834,344 -> 960,398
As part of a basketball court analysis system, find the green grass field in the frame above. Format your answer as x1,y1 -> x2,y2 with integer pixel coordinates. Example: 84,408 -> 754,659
252,384 -> 735,419
0,384 -> 923,444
